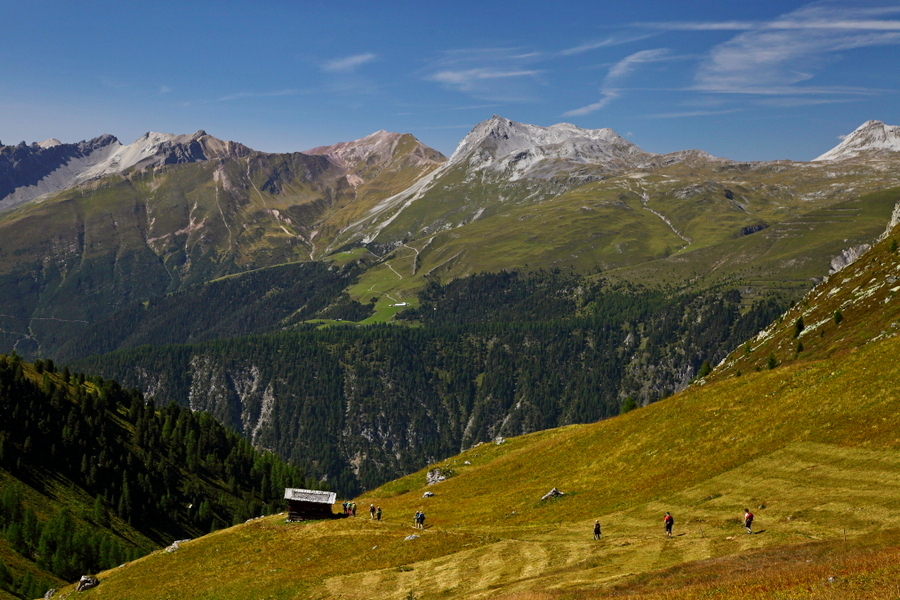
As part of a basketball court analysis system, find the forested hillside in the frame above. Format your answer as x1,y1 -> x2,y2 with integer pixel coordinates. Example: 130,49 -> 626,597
74,273 -> 788,495
0,355 -> 319,600
50,261 -> 371,363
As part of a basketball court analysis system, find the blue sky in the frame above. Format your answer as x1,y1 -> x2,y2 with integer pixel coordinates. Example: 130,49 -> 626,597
2,0 -> 898,161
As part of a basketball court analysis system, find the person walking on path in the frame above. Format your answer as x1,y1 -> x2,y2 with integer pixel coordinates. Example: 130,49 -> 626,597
664,512 -> 674,538
414,511 -> 421,529
369,503 -> 376,519
342,501 -> 349,515
351,502 -> 357,517
593,520 -> 601,540
743,508 -> 754,534
376,506 -> 382,521
418,511 -> 426,529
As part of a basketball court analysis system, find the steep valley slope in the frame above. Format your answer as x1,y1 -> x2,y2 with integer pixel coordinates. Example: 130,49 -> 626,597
48,218 -> 900,600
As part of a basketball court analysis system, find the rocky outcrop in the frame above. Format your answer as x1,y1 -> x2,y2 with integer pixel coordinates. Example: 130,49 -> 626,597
426,468 -> 453,485
541,487 -> 564,501
829,244 -> 872,275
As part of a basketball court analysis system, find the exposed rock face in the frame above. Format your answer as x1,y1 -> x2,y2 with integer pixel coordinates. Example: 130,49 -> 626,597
829,244 -> 872,274
0,134 -> 119,210
814,120 -> 900,161
448,115 -> 651,181
741,224 -> 768,236
304,130 -> 445,174
0,130 -> 251,212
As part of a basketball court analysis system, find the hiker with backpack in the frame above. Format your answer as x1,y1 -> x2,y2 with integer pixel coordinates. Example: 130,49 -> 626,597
664,512 -> 674,538
743,508 -> 754,534
593,520 -> 601,540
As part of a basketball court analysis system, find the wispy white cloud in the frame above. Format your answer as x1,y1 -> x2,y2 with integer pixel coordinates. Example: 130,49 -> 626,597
431,69 -> 542,91
638,21 -> 758,31
690,2 -> 900,94
425,47 -> 544,101
562,48 -> 670,116
607,48 -> 670,79
158,85 -> 171,95
558,34 -> 656,56
645,108 -> 740,119
756,96 -> 859,107
322,53 -> 377,73
562,90 -> 620,116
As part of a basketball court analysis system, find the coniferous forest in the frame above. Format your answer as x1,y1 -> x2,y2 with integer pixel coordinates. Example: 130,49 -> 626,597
0,354 -> 319,599
73,270 -> 789,497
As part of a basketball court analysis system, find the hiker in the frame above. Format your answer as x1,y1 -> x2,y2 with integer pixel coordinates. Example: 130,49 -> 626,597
413,511 -> 421,528
342,501 -> 349,515
351,502 -> 357,517
593,520 -> 601,540
369,503 -> 376,519
376,506 -> 382,521
664,512 -> 674,538
743,508 -> 754,534
418,511 -> 426,529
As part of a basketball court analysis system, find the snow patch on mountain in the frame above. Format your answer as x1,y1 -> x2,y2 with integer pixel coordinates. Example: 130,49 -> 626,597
814,120 -> 900,161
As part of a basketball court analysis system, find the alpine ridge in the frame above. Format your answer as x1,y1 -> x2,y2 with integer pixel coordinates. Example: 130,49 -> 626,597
447,114 -> 649,179
814,119 -> 900,161
0,130 -> 251,211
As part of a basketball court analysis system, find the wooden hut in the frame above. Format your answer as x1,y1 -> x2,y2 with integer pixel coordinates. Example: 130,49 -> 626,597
284,488 -> 337,521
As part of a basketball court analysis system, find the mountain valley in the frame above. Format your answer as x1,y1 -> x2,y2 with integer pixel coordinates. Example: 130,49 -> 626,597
2,115 -> 900,597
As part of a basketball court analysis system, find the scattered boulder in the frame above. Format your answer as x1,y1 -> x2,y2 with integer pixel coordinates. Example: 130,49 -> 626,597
495,436 -> 506,445
164,539 -> 191,553
426,467 -> 453,485
76,576 -> 99,592
423,491 -> 435,498
463,461 -> 471,465
404,535 -> 420,541
541,487 -> 565,501
740,223 -> 767,236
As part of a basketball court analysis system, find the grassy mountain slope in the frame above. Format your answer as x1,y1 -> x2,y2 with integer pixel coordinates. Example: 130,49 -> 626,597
57,330 -> 900,600
59,224 -> 900,599
0,138 -> 441,360
348,172 -> 900,310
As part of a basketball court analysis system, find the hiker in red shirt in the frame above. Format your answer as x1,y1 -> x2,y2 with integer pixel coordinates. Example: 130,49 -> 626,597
664,512 -> 674,538
743,508 -> 754,534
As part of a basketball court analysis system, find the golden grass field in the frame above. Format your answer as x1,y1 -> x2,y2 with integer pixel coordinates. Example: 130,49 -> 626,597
55,322 -> 900,599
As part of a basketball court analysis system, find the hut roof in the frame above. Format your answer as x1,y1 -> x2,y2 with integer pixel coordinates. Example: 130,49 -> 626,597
284,488 -> 337,505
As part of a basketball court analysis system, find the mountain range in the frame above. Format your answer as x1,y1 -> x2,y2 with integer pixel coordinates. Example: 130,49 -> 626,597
32,205 -> 900,600
1,116 -> 899,494
3,115 -> 900,598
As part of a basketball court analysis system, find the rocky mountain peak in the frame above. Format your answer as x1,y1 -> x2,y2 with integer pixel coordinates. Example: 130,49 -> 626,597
448,115 -> 650,180
304,130 -> 445,171
814,120 -> 900,161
